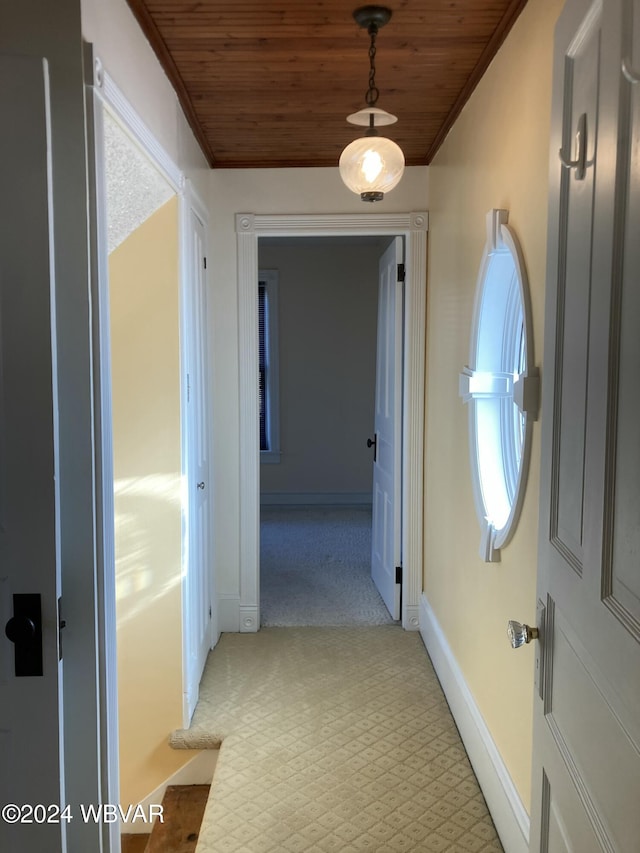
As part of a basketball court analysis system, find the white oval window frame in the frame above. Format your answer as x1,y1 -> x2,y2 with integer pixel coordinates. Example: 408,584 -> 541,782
459,209 -> 540,562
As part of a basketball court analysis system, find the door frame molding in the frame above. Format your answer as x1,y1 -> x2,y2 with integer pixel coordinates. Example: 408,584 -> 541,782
235,211 -> 429,631
88,51 -> 211,799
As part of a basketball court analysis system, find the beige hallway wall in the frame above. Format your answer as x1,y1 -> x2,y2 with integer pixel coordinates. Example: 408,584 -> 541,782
109,197 -> 193,806
424,0 -> 564,810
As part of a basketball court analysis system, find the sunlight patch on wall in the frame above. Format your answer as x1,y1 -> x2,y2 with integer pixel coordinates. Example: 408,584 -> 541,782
113,473 -> 182,626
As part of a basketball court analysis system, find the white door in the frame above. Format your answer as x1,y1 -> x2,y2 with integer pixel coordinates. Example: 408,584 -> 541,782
371,237 -> 403,620
184,209 -> 213,720
0,56 -> 65,852
530,0 -> 640,849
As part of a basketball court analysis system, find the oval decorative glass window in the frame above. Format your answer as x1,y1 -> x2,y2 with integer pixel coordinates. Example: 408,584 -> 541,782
459,209 -> 539,562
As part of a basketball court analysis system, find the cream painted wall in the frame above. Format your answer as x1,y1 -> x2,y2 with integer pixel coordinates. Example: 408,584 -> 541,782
424,0 -> 564,811
259,240 -> 382,499
208,166 -> 428,610
109,197 -> 194,806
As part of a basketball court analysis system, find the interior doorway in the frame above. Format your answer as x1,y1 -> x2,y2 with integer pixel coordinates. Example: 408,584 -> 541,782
257,235 -> 397,626
234,211 -> 428,633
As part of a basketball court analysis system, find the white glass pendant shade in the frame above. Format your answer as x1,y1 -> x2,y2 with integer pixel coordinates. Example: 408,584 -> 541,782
339,135 -> 405,202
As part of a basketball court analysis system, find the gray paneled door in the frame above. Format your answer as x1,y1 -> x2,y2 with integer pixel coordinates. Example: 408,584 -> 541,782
530,0 -> 640,849
0,56 -> 65,853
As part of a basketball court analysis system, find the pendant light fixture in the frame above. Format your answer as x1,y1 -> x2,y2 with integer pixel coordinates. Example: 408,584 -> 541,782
339,6 -> 405,202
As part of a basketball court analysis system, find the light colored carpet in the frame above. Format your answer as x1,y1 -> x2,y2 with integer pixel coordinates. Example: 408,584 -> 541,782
172,627 -> 503,853
260,507 -> 395,627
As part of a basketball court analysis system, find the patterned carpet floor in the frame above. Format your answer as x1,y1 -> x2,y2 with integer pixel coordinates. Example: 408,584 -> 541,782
172,627 -> 503,853
260,507 -> 395,627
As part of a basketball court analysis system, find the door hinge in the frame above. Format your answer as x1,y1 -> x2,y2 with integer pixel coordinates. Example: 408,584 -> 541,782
395,566 -> 403,584
58,597 -> 66,661
397,263 -> 406,282
209,605 -> 212,619
203,256 -> 207,269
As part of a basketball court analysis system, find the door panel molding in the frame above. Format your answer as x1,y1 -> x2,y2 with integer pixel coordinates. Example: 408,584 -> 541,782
601,29 -> 640,639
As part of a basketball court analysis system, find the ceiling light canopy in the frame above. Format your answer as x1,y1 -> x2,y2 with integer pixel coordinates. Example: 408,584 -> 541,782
339,6 -> 405,202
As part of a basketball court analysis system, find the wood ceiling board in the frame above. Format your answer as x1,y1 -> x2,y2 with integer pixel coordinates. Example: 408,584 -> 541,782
126,0 -> 529,168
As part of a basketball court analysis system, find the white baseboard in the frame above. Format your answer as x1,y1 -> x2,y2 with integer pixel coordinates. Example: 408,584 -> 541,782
419,593 -> 530,853
121,750 -> 217,834
260,492 -> 372,507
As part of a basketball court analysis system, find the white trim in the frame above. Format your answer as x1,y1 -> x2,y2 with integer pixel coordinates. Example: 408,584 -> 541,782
218,596 -> 240,633
179,185 -> 191,728
84,43 -> 120,853
239,605 -> 259,633
237,212 -> 428,234
260,492 -> 373,507
403,603 -> 420,631
121,751 -> 218,835
237,212 -> 428,632
419,593 -> 530,853
237,219 -> 261,631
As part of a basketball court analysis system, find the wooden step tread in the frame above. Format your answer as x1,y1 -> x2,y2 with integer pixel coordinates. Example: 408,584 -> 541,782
145,784 -> 210,853
121,835 -> 150,853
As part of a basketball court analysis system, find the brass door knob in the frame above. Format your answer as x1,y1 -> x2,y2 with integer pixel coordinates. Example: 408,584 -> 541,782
507,620 -> 539,649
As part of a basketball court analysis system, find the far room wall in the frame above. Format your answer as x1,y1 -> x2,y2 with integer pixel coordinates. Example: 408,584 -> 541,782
259,239 -> 384,504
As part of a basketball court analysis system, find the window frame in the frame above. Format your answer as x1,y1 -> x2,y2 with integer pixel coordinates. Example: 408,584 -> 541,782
258,269 -> 281,463
459,209 -> 539,562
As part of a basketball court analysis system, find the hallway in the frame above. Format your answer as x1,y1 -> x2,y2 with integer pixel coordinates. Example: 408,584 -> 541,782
171,626 -> 503,852
259,507 -> 395,627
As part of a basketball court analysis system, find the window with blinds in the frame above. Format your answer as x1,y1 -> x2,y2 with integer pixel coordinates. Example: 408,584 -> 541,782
258,270 -> 280,461
258,280 -> 268,451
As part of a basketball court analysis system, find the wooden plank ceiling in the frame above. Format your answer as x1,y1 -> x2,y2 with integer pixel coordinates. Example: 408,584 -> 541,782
126,0 -> 529,168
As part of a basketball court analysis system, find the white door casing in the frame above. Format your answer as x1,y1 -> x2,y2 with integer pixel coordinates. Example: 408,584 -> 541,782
234,212 -> 428,633
0,55 -> 65,853
84,45 -> 122,853
183,206 -> 214,722
371,238 -> 404,620
530,0 -> 640,849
